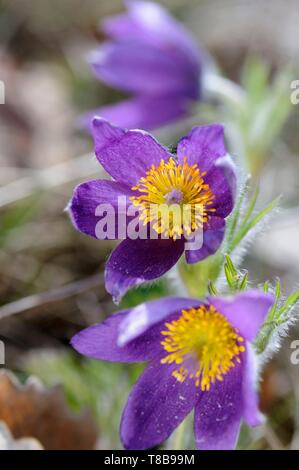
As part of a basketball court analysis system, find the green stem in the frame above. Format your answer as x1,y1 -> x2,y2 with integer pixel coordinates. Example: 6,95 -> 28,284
166,262 -> 188,296
203,73 -> 247,110
167,415 -> 193,450
178,251 -> 224,299
172,419 -> 188,450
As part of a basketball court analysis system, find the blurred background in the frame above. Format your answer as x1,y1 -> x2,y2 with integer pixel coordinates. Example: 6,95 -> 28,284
0,0 -> 299,450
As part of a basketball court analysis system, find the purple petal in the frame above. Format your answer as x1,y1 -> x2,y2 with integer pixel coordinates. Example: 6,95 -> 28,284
104,1 -> 195,52
103,0 -> 200,80
92,118 -> 170,186
177,125 -> 236,218
71,311 -> 165,363
204,154 -> 237,218
209,290 -> 275,341
120,357 -> 199,449
68,179 -> 133,239
127,0 -> 199,60
194,359 -> 243,450
118,297 -> 201,347
90,41 -> 198,98
102,11 -> 140,41
242,344 -> 264,426
177,124 -> 227,171
105,238 -> 185,302
78,96 -> 191,132
185,217 -> 225,264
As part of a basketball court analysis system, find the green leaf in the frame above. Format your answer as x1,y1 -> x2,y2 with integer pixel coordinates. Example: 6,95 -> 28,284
268,279 -> 281,321
225,254 -> 238,276
249,67 -> 293,157
230,196 -> 280,251
277,290 -> 299,320
224,264 -> 234,288
263,281 -> 269,293
208,281 -> 218,296
242,57 -> 269,105
239,271 -> 248,290
226,179 -> 250,247
223,255 -> 242,291
255,282 -> 299,354
241,186 -> 259,227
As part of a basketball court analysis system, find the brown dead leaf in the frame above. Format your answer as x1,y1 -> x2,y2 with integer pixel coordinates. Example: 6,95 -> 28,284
0,370 -> 98,450
0,421 -> 43,450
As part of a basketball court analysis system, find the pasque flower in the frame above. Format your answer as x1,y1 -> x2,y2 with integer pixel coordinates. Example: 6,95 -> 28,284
68,119 -> 236,301
71,289 -> 274,450
80,0 -> 202,131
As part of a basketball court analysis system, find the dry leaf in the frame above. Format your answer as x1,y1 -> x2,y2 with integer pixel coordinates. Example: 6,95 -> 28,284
0,370 -> 98,450
0,421 -> 43,450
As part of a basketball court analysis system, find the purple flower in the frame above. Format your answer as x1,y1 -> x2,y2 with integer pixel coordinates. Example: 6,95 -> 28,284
71,289 -> 274,450
80,0 -> 202,131
68,119 -> 236,301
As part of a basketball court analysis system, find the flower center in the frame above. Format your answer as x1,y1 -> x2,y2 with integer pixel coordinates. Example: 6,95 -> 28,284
160,305 -> 245,391
131,157 -> 215,239
165,188 -> 184,204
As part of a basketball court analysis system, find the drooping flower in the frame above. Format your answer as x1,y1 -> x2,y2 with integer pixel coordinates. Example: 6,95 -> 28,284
68,119 -> 236,301
71,289 -> 274,450
80,0 -> 203,131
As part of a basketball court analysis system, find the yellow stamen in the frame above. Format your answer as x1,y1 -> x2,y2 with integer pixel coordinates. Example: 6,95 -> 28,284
160,305 -> 245,391
131,157 -> 215,239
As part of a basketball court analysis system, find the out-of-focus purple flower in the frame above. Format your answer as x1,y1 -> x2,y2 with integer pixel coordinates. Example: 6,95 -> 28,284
71,289 -> 274,450
80,0 -> 202,131
68,119 -> 236,302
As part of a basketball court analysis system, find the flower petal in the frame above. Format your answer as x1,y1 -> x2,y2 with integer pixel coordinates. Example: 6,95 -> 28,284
177,124 -> 227,171
185,217 -> 225,264
209,290 -> 275,341
92,118 -> 170,186
204,154 -> 237,218
102,11 -> 140,41
120,357 -> 199,449
71,311 -> 164,363
68,179 -> 133,239
91,41 -> 198,98
242,344 -> 264,426
105,238 -> 185,302
118,297 -> 201,347
194,359 -> 243,450
103,0 -> 200,78
78,96 -> 191,132
177,125 -> 236,218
